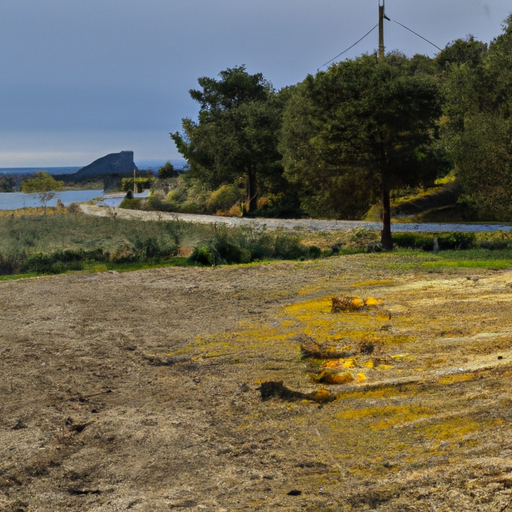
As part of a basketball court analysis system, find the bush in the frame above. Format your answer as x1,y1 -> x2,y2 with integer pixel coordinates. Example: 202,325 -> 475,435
392,232 -> 476,251
188,245 -> 215,265
187,226 -> 310,266
67,202 -> 82,214
308,245 -> 322,259
109,236 -> 178,263
479,240 -> 510,250
206,185 -> 243,214
119,198 -> 143,210
145,195 -> 174,212
0,251 -> 25,275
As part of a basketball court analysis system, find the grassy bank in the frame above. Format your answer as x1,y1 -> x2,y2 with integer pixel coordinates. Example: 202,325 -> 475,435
2,212 -> 512,278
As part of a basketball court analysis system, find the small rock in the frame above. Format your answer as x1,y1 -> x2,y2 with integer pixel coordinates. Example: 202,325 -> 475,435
12,420 -> 26,430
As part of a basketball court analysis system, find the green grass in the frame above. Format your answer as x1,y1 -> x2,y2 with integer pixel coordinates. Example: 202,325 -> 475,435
385,248 -> 512,270
420,248 -> 512,269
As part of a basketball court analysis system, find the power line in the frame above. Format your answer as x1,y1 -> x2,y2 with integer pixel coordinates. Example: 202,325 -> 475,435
317,16 -> 442,73
317,23 -> 379,71
389,18 -> 442,52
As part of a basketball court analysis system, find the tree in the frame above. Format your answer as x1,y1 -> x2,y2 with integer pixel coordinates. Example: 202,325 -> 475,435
440,16 -> 512,220
157,161 -> 175,179
21,172 -> 64,214
280,54 -> 441,249
171,66 -> 283,214
436,36 -> 488,72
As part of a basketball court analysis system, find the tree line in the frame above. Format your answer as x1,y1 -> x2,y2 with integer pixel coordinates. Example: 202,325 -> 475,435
170,15 -> 512,249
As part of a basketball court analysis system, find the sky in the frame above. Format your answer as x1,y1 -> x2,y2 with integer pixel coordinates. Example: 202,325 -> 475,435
1,0 -> 511,168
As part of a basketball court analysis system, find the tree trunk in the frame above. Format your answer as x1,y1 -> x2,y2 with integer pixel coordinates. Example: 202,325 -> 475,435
245,168 -> 258,214
381,182 -> 393,250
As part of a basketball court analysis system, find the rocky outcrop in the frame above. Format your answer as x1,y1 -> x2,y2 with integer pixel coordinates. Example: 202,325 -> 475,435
72,151 -> 138,179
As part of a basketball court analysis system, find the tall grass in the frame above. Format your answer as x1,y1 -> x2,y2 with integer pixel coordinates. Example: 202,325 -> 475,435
0,214 -> 210,275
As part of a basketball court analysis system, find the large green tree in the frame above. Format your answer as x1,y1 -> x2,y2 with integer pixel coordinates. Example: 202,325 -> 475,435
441,16 -> 512,220
280,54 -> 441,249
171,66 -> 283,213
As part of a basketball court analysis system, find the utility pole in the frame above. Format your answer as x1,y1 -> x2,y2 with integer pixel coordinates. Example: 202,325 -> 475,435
378,0 -> 386,62
378,0 -> 393,250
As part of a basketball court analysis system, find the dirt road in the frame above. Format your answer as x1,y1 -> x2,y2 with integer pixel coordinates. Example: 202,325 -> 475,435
80,204 -> 512,233
2,254 -> 512,510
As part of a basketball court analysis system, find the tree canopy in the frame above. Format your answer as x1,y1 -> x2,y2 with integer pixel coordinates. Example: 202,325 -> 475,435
280,54 -> 441,249
171,65 -> 284,213
157,161 -> 175,179
440,15 -> 512,220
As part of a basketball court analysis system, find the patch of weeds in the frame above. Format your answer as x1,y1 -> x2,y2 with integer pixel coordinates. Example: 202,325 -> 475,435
187,226 -> 309,265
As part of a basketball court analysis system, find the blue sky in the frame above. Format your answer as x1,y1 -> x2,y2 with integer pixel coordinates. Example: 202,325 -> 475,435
1,0 -> 510,167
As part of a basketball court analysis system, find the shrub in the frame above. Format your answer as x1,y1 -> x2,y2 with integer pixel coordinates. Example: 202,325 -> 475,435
206,185 -> 243,214
479,240 -> 509,250
110,236 -> 178,263
67,202 -> 82,214
187,226 -> 310,266
189,245 -> 213,265
145,195 -> 174,212
0,251 -> 25,275
119,198 -> 143,210
308,245 -> 322,259
392,232 -> 476,251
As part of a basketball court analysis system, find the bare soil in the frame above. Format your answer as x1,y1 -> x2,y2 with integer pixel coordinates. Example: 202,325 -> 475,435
2,255 -> 512,511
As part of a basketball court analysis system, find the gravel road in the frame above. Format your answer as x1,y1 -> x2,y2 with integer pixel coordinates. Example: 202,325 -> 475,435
81,204 -> 512,233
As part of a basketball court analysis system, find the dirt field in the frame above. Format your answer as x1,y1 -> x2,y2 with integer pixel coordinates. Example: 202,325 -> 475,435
2,254 -> 512,511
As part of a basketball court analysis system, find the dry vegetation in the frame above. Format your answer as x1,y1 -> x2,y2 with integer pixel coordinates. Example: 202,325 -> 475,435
2,252 -> 512,510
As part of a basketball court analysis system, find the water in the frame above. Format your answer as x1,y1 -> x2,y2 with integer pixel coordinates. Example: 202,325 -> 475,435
0,190 -> 104,210
0,189 -> 151,210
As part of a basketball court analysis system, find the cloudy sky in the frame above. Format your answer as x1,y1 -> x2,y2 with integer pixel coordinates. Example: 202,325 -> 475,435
1,0 -> 510,168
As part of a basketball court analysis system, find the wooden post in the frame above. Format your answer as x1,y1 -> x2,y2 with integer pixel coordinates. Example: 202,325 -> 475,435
379,0 -> 385,63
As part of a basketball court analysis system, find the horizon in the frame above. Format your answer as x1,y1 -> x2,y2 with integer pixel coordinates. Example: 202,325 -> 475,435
0,158 -> 187,171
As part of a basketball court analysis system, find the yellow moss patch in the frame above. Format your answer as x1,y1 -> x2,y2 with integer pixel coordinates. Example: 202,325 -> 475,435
383,335 -> 415,345
356,372 -> 367,383
335,404 -> 431,430
438,373 -> 477,385
312,370 -> 354,385
365,297 -> 383,307
314,389 -> 334,402
421,416 -> 481,442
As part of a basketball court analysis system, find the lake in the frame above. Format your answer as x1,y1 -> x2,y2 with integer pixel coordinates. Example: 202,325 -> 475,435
0,190 -> 150,210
